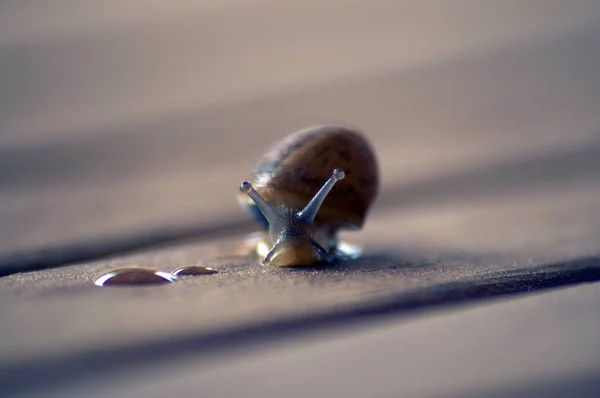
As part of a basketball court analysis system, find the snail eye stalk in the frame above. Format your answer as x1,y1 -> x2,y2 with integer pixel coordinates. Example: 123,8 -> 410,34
297,169 -> 345,223
240,168 -> 345,265
239,181 -> 280,225
240,168 -> 345,228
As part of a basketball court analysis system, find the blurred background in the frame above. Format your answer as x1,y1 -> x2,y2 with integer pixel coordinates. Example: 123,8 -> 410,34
2,0 -> 600,267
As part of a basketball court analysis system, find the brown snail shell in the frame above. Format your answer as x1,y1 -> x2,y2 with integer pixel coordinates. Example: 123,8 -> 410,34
242,124 -> 379,230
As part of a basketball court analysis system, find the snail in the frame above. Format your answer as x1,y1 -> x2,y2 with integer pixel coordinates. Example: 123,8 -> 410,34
239,124 -> 379,266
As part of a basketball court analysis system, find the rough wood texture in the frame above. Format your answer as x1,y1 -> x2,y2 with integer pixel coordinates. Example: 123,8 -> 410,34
52,282 -> 600,398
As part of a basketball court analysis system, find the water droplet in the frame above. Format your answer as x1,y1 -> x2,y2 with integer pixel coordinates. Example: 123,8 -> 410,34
94,267 -> 176,286
172,265 -> 218,276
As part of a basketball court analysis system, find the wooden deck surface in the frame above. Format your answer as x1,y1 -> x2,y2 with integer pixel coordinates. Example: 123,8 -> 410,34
1,1 -> 600,396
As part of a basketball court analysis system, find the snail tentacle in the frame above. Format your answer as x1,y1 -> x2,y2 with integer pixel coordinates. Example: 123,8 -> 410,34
311,240 -> 328,258
240,181 -> 281,226
262,240 -> 283,265
241,168 -> 347,266
297,168 -> 345,223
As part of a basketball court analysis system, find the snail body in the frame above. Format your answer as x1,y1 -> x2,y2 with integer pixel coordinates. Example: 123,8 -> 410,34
239,124 -> 379,266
